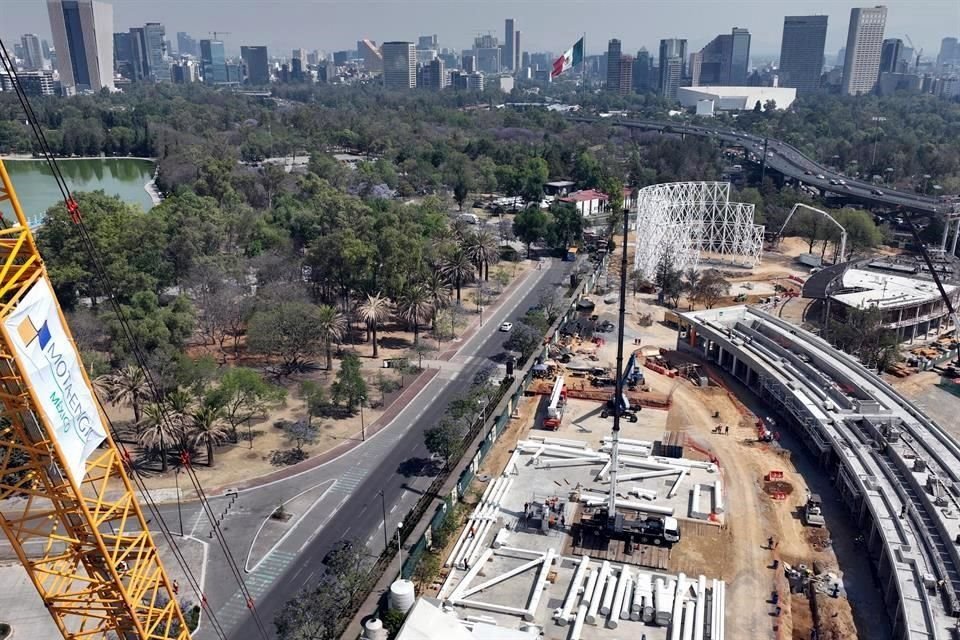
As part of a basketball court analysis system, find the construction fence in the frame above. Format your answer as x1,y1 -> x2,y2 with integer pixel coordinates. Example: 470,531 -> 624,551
343,255 -> 608,634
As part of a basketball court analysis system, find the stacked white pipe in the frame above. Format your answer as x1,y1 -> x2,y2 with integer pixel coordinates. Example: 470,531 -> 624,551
446,475 -> 513,569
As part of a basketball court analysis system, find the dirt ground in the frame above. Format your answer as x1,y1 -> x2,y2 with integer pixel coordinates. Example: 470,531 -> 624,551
101,261 -> 534,497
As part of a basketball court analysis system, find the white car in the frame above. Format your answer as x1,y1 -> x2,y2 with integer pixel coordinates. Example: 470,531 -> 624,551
499,322 -> 513,332
816,174 -> 825,179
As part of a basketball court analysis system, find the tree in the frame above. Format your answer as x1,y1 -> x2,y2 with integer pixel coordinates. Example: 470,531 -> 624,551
331,352 -> 368,409
137,402 -> 181,472
247,302 -> 329,375
753,100 -> 763,113
299,380 -> 328,424
316,304 -> 347,371
188,404 -> 227,466
519,157 -> 549,204
462,229 -> 499,281
356,292 -> 392,358
545,202 -> 584,250
453,172 -> 471,211
284,419 -> 320,454
503,322 -> 542,359
654,253 -> 683,308
424,419 -> 466,467
682,268 -> 701,310
696,271 -> 731,309
422,271 -> 452,329
275,582 -> 343,640
763,99 -> 777,113
513,207 -> 548,257
206,368 -> 285,442
440,249 -> 475,304
96,364 -> 151,425
395,284 -> 433,344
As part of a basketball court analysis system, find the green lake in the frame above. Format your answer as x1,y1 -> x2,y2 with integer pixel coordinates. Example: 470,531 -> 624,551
1,158 -> 156,226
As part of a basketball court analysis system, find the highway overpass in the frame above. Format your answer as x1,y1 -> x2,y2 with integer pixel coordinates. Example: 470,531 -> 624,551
568,115 -> 952,217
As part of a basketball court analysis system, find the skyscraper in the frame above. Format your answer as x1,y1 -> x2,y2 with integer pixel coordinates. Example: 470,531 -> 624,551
841,6 -> 887,95
693,33 -> 731,86
633,49 -> 653,92
474,35 -> 500,74
504,19 -> 515,71
358,40 -> 383,73
128,27 -> 148,80
417,35 -> 438,50
660,56 -> 683,100
176,32 -> 198,58
200,39 -> 227,85
618,56 -> 634,95
46,0 -> 114,92
880,38 -> 903,73
937,37 -> 958,71
240,46 -> 269,85
143,23 -> 166,81
779,15 -> 828,95
606,39 -> 622,91
514,30 -> 521,73
112,32 -> 133,78
729,27 -> 751,85
20,34 -> 44,70
659,38 -> 687,91
382,41 -> 415,89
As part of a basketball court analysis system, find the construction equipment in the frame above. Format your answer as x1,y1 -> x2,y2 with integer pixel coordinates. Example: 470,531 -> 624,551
208,31 -> 232,41
543,376 -> 567,429
0,160 -> 190,638
578,191 -> 680,549
802,494 -> 826,527
777,203 -> 848,264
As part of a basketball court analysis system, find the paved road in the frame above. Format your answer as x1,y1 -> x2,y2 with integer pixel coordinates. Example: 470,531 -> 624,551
167,257 -> 574,640
569,116 -> 949,216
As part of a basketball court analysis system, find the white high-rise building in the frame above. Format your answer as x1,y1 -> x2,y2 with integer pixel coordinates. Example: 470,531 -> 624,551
841,5 -> 887,95
46,0 -> 114,92
382,41 -> 415,89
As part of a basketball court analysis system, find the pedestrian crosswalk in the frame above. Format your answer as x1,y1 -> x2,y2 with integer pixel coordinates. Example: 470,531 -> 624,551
331,467 -> 370,495
213,550 -> 297,630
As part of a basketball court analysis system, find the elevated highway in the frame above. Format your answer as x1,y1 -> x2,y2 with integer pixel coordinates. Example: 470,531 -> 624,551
568,115 -> 951,217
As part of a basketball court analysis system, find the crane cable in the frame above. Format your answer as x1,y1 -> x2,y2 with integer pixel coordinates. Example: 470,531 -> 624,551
0,41 -> 270,640
0,41 -> 230,640
0,41 -> 269,640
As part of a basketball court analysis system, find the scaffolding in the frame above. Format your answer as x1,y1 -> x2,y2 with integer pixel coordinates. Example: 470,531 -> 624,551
633,182 -> 764,281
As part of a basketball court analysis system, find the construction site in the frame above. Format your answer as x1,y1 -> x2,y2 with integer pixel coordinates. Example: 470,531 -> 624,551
381,182 -> 960,640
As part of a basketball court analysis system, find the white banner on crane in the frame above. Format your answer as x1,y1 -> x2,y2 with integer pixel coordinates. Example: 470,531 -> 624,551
4,278 -> 107,483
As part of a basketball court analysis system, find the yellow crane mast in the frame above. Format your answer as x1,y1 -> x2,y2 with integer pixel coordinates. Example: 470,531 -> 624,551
0,159 -> 190,639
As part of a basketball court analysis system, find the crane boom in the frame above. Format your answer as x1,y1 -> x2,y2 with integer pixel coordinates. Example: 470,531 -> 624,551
0,160 -> 189,639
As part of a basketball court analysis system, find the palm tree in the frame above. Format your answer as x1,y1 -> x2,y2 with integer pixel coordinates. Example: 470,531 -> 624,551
395,284 -> 433,344
440,249 -> 475,304
422,271 -> 452,329
188,405 -> 228,467
137,403 -> 181,473
96,364 -> 151,425
463,229 -> 500,281
316,304 -> 347,370
165,387 -> 196,449
356,292 -> 392,358
682,268 -> 701,310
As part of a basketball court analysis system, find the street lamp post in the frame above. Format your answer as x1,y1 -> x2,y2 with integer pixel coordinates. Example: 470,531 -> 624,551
359,395 -> 366,441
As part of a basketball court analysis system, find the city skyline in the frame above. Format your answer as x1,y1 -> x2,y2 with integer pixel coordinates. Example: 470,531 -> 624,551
3,0 -> 956,61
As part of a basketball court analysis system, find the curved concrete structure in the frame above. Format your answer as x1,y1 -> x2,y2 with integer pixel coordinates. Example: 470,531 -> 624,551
678,305 -> 960,639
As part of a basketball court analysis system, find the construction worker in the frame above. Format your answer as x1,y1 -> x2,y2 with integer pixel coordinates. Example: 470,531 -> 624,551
725,425 -> 729,435
172,580 -> 179,595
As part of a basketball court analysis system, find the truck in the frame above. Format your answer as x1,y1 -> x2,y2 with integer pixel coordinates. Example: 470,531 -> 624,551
579,506 -> 681,547
802,494 -> 825,527
600,392 -> 638,422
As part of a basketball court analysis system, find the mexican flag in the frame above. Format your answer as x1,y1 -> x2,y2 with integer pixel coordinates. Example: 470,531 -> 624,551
551,37 -> 584,78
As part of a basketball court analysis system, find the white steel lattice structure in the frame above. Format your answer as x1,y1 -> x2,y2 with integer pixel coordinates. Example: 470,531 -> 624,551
633,182 -> 764,281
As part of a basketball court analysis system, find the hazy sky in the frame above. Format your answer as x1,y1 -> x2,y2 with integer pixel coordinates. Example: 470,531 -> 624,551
4,0 -> 957,60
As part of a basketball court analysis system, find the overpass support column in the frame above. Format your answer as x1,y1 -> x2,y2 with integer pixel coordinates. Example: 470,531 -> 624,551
951,218 -> 960,257
942,216 -> 951,253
